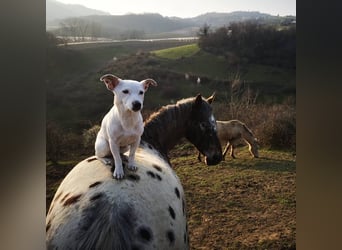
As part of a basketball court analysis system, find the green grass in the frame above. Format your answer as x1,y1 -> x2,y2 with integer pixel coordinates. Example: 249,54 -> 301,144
170,145 -> 296,249
153,43 -> 200,59
242,63 -> 296,86
47,145 -> 296,249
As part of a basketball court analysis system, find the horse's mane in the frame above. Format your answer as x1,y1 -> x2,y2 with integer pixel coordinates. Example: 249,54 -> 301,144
141,97 -> 195,158
241,122 -> 255,138
144,97 -> 194,124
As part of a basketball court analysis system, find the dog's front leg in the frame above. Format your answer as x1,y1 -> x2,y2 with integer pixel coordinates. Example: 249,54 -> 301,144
109,140 -> 124,179
127,137 -> 140,171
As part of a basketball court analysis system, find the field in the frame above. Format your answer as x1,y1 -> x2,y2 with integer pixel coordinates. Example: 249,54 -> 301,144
46,143 -> 296,249
47,38 -> 296,249
47,39 -> 295,130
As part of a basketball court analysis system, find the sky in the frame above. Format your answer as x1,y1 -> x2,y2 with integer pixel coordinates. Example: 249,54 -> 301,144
54,0 -> 296,18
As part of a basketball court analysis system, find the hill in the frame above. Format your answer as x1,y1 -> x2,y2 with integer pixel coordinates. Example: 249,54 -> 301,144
46,1 -> 295,38
46,39 -> 295,132
46,0 -> 110,25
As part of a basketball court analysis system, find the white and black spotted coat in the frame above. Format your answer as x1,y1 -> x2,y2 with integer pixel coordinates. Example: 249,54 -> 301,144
46,144 -> 189,250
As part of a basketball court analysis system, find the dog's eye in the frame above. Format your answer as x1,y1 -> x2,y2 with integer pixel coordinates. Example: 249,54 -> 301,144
122,90 -> 129,94
139,91 -> 144,95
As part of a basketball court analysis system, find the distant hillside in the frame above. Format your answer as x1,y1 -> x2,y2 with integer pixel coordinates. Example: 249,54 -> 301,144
81,13 -> 195,35
46,0 -> 110,22
189,11 -> 278,27
46,1 -> 295,38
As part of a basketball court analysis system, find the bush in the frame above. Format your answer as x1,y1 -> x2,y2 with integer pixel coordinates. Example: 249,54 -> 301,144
197,21 -> 296,68
213,96 -> 296,150
46,122 -> 64,163
82,125 -> 101,153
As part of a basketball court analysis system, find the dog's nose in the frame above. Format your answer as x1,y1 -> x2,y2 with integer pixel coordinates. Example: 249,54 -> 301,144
132,101 -> 142,111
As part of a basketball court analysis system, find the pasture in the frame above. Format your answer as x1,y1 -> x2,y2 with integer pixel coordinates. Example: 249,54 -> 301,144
47,38 -> 296,249
46,144 -> 296,249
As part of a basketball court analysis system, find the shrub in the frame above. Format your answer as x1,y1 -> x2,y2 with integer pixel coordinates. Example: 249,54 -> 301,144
213,102 -> 295,150
46,122 -> 64,163
82,125 -> 101,153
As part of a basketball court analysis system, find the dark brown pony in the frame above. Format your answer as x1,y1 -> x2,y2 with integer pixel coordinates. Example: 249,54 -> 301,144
46,94 -> 222,250
142,94 -> 222,165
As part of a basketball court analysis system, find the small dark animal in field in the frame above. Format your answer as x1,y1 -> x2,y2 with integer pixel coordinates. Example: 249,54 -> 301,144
198,119 -> 259,161
46,94 -> 222,250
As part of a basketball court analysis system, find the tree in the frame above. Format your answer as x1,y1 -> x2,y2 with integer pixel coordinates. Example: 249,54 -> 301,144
57,18 -> 103,41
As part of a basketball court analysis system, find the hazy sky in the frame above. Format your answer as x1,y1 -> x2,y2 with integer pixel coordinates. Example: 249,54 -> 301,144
55,0 -> 296,18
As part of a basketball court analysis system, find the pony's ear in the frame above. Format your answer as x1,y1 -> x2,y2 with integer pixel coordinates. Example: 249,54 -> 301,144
100,74 -> 120,91
194,94 -> 203,107
207,92 -> 216,104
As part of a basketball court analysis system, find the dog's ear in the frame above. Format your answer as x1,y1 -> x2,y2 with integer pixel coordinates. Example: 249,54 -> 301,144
207,92 -> 216,104
100,74 -> 120,91
141,79 -> 158,91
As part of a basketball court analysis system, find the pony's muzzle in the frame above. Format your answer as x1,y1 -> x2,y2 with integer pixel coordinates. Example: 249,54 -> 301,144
205,153 -> 222,165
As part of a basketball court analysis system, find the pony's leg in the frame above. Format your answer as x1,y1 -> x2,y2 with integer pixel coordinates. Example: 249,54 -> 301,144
249,143 -> 259,158
230,144 -> 236,159
222,142 -> 230,160
197,151 -> 202,162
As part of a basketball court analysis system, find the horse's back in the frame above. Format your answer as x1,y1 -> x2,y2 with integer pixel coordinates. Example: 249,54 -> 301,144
46,146 -> 189,250
216,120 -> 243,141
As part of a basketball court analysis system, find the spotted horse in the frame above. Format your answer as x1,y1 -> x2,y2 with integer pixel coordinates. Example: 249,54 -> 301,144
46,94 -> 222,250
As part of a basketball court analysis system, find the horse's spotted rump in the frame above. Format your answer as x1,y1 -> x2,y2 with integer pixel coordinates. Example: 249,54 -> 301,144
86,157 -> 97,162
137,226 -> 153,242
166,230 -> 175,245
146,170 -> 162,181
127,173 -> 140,181
54,192 -> 63,201
131,245 -> 141,250
61,193 -> 70,203
90,193 -> 104,201
175,187 -> 180,199
152,164 -> 162,172
146,171 -> 156,178
63,194 -> 82,206
156,174 -> 162,181
89,181 -> 102,188
169,205 -> 176,220
46,221 -> 51,232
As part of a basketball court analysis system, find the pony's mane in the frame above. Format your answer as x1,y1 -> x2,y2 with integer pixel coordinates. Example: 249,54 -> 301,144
242,123 -> 255,138
141,97 -> 196,159
144,97 -> 195,124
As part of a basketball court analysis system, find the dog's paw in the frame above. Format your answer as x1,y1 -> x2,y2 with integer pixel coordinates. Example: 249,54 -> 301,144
103,158 -> 113,165
128,164 -> 137,171
113,166 -> 124,179
97,157 -> 113,166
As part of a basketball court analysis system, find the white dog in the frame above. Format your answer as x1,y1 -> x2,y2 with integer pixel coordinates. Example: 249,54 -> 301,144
95,74 -> 157,179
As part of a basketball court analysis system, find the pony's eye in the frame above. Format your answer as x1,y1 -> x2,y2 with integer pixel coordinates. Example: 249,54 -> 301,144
199,122 -> 206,131
139,91 -> 144,95
122,90 -> 129,94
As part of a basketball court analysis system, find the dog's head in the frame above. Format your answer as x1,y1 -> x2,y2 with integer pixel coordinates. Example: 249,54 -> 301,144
100,74 -> 157,112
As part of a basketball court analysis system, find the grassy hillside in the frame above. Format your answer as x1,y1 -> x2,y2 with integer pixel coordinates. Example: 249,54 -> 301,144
47,39 -> 295,146
171,145 -> 296,249
47,39 -> 296,249
153,44 -> 200,59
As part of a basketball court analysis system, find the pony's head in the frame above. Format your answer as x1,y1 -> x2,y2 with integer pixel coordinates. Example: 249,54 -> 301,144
186,94 -> 222,165
250,138 -> 260,158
